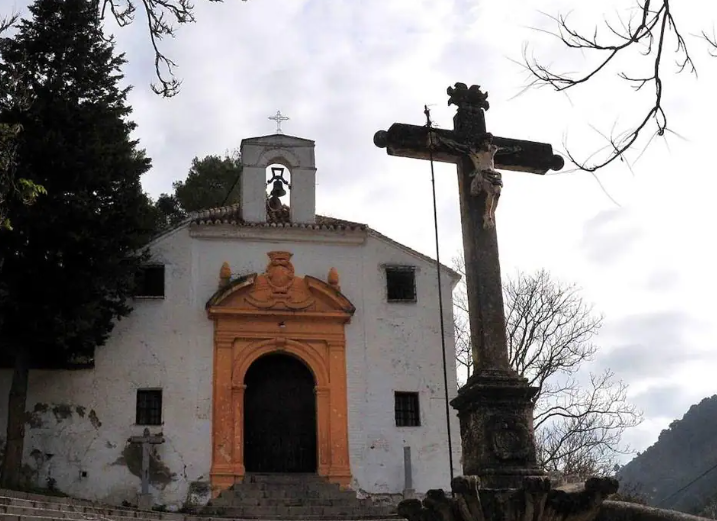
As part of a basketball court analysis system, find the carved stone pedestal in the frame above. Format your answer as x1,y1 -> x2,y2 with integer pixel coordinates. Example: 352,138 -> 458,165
398,476 -> 619,521
450,371 -> 544,488
401,371 -> 619,521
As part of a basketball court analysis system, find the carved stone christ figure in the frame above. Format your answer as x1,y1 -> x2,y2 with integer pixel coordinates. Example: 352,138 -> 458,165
429,132 -> 503,229
465,135 -> 502,229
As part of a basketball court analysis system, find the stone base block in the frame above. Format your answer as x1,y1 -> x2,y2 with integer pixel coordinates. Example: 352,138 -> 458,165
137,493 -> 153,511
450,370 -> 544,488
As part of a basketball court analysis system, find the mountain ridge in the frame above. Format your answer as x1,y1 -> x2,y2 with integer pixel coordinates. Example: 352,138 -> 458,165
617,394 -> 717,515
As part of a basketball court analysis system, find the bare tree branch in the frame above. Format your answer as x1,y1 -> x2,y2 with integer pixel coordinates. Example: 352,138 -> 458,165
93,0 -> 245,97
523,0 -> 710,172
452,254 -> 643,475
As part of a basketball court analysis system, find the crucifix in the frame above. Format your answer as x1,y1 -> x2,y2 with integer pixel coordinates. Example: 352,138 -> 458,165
268,110 -> 290,134
374,83 -> 563,377
374,83 -> 564,487
129,428 -> 165,502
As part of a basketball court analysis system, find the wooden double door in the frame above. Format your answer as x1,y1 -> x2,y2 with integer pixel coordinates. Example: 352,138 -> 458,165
243,353 -> 317,473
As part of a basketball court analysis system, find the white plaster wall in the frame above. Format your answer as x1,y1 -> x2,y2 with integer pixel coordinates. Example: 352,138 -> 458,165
0,225 -> 205,508
354,234 -> 462,495
0,223 -> 461,508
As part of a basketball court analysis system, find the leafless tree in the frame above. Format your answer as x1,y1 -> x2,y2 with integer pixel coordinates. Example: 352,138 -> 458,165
523,0 -> 717,172
454,290 -> 472,380
453,255 -> 643,476
93,0 -> 246,97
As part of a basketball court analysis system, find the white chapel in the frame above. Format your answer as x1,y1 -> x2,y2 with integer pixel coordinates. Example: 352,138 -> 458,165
0,132 -> 462,509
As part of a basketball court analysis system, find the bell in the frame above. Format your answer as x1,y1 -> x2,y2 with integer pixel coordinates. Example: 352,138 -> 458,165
270,180 -> 287,198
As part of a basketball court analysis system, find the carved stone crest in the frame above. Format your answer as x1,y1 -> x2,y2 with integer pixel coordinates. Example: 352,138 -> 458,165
245,251 -> 315,310
489,414 -> 531,461
265,251 -> 295,294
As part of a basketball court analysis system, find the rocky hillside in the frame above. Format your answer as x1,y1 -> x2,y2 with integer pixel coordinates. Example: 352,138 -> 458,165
617,395 -> 717,515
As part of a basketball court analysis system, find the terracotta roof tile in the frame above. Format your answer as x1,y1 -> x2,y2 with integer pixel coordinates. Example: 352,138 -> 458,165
152,201 -> 460,281
190,202 -> 368,231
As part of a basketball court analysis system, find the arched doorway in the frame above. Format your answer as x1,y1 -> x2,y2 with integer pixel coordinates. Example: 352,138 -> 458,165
244,353 -> 317,473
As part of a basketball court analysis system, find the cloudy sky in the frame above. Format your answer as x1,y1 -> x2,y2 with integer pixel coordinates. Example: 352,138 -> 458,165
10,0 -> 717,459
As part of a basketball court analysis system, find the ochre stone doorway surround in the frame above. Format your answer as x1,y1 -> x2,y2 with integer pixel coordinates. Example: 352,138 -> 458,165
206,252 -> 354,497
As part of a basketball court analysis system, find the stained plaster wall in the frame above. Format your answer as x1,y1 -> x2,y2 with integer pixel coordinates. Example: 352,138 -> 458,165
0,224 -> 461,508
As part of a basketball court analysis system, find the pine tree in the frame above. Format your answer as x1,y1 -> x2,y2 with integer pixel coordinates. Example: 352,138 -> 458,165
154,153 -> 243,229
0,0 -> 156,487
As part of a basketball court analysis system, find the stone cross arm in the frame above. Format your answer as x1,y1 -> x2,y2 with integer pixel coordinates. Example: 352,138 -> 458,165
129,428 -> 165,445
373,123 -> 564,174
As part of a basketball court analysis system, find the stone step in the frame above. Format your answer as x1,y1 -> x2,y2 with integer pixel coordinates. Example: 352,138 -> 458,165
0,504 -> 167,521
1,505 -> 91,520
0,500 -> 185,521
244,473 -> 327,484
0,514 -> 74,521
0,514 -> 204,521
207,498 -> 364,508
232,482 -> 345,493
207,473 -> 396,519
0,501 -> 399,521
218,488 -> 358,501
1,481 -> 400,521
213,498 -> 376,508
229,513 -> 404,521
0,496 -> 176,520
203,504 -> 397,518
214,497 -> 364,506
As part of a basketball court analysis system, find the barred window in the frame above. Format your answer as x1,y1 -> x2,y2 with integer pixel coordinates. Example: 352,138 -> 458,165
134,265 -> 165,298
386,266 -> 416,302
395,392 -> 420,427
136,389 -> 163,425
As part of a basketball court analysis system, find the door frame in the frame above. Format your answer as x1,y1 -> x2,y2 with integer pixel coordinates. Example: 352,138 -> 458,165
206,254 -> 354,497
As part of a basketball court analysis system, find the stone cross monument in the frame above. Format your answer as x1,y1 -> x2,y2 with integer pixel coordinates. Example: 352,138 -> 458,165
374,82 -> 563,488
129,428 -> 165,510
374,83 -> 619,521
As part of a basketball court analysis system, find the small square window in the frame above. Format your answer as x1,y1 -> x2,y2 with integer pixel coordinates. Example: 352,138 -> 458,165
136,389 -> 163,425
386,266 -> 416,302
395,392 -> 420,427
134,265 -> 165,298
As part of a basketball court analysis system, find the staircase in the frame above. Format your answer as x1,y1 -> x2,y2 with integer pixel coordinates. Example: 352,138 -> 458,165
0,489 -> 183,521
204,473 -> 398,519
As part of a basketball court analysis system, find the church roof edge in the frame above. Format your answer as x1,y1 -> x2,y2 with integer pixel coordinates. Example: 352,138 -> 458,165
147,203 -> 461,281
365,229 -> 462,282
190,202 -> 365,231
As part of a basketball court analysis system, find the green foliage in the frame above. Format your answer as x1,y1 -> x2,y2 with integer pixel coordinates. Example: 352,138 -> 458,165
0,124 -> 47,230
617,395 -> 717,514
0,0 -> 156,374
153,152 -> 242,229
0,13 -> 46,231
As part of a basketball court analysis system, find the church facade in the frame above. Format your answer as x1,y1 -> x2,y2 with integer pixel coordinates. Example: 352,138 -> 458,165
0,133 -> 462,509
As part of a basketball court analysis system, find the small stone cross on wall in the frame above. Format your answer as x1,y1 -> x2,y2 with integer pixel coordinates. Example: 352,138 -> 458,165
129,428 -> 165,499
